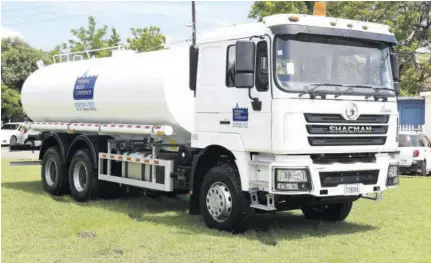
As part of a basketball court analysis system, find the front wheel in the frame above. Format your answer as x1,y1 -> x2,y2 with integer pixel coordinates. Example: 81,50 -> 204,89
302,201 -> 353,221
199,162 -> 251,233
10,135 -> 17,145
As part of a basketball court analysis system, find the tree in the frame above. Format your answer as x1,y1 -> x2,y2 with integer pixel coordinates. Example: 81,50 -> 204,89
249,1 -> 311,21
248,1 -> 431,95
1,37 -> 46,92
65,16 -> 122,58
127,26 -> 166,52
108,28 -> 121,47
1,82 -> 25,120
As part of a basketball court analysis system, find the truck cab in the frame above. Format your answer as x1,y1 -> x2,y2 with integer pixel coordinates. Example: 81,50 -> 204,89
189,13 -> 400,230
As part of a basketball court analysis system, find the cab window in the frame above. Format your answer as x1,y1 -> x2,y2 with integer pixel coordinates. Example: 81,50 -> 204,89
255,41 -> 269,91
226,45 -> 236,87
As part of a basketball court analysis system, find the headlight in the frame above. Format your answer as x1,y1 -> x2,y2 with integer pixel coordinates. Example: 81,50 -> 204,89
387,165 -> 398,178
276,169 -> 308,182
274,168 -> 311,191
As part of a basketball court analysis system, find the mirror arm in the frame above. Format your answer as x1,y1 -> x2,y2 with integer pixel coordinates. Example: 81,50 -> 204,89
248,89 -> 262,111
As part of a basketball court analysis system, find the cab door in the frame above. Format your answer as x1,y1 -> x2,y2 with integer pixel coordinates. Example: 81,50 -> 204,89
195,37 -> 272,152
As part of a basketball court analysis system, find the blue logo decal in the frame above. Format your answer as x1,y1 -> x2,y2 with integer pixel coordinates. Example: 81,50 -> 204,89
73,72 -> 98,100
233,103 -> 248,122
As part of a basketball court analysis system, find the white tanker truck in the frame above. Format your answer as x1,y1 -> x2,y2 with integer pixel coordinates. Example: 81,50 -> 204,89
18,12 -> 400,232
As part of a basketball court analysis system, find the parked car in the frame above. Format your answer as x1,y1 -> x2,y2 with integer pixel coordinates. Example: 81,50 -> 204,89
1,122 -> 41,146
398,131 -> 431,176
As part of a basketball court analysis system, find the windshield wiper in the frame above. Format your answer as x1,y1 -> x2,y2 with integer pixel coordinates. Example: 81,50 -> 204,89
334,86 -> 354,98
299,83 -> 395,99
341,85 -> 394,98
334,85 -> 381,98
299,83 -> 343,97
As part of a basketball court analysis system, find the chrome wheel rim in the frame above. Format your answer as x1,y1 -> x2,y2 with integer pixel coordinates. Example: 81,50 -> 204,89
73,162 -> 88,192
206,182 -> 233,222
44,158 -> 57,186
10,136 -> 17,145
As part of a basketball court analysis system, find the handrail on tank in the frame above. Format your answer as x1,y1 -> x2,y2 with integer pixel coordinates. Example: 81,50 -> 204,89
52,45 -> 125,63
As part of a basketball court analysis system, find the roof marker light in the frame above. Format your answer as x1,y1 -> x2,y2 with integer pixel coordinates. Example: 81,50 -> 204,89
289,15 -> 299,22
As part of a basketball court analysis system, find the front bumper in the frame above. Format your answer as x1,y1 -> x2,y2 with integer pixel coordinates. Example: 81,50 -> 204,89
250,153 -> 399,197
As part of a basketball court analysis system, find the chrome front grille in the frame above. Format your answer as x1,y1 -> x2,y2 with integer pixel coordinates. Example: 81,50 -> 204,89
304,113 -> 389,124
305,113 -> 389,146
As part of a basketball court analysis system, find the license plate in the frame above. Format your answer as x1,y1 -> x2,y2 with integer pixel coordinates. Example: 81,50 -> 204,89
344,184 -> 360,195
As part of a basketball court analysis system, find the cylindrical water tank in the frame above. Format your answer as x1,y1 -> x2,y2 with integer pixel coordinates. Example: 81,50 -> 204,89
21,47 -> 195,140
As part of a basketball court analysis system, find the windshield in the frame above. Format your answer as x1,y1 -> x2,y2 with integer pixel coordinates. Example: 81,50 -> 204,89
398,134 -> 418,147
1,124 -> 19,130
274,34 -> 393,94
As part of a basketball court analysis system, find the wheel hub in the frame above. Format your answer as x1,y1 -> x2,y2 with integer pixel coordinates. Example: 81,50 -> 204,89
44,158 -> 57,186
73,162 -> 88,192
206,182 -> 232,222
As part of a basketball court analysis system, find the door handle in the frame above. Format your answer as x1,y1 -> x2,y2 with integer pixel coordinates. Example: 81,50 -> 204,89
219,121 -> 230,125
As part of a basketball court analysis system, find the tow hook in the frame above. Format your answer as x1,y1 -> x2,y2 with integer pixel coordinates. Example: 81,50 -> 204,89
361,192 -> 383,201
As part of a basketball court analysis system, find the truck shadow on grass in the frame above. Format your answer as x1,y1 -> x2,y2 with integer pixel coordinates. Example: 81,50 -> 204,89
3,180 -> 378,246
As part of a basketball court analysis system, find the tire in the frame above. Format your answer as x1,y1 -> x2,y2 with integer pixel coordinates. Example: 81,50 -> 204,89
69,150 -> 100,202
41,147 -> 69,195
24,139 -> 35,147
199,162 -> 251,233
10,135 -> 17,145
420,161 -> 427,177
302,201 -> 353,221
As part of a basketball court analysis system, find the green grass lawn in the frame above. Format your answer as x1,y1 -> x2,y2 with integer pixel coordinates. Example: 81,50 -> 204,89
2,159 -> 431,263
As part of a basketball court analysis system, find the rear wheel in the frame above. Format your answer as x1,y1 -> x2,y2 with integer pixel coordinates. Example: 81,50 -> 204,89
41,147 -> 68,195
24,139 -> 34,147
302,201 -> 353,221
199,162 -> 251,233
69,150 -> 99,202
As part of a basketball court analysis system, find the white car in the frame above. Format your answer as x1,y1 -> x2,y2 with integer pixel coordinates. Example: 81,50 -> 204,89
1,122 -> 41,146
398,131 -> 431,176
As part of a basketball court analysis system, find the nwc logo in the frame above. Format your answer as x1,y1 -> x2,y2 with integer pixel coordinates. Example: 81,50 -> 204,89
232,103 -> 248,122
73,70 -> 98,100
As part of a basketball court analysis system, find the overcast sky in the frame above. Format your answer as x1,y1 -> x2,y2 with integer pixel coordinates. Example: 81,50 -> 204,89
1,1 -> 255,51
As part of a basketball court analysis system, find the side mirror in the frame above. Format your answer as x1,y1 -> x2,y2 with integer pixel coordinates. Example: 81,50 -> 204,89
189,45 -> 198,91
393,81 -> 400,95
390,53 -> 400,81
235,40 -> 255,88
